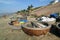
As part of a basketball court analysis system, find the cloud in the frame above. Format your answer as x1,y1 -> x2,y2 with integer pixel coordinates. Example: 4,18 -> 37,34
0,0 -> 19,4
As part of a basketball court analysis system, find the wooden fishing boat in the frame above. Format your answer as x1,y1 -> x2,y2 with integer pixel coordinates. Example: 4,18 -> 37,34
22,22 -> 51,36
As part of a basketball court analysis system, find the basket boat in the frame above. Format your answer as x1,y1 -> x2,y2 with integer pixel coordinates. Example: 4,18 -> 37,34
22,22 -> 51,36
56,23 -> 60,29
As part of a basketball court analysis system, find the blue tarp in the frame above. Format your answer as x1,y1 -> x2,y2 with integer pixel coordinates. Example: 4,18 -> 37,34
19,19 -> 28,23
50,13 -> 59,18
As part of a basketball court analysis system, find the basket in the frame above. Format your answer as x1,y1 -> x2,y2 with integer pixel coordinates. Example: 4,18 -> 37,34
22,22 -> 51,36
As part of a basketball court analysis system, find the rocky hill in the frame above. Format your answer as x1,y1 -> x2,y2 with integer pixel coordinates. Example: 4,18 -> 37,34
31,2 -> 60,16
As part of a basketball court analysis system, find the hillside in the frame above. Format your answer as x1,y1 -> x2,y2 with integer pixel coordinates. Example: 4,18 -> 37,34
31,2 -> 60,16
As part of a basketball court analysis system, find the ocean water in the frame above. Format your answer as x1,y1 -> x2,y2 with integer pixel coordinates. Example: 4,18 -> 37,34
0,13 -> 6,16
0,13 -> 15,16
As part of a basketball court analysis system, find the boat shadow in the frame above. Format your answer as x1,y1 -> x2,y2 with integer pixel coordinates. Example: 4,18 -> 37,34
50,25 -> 60,37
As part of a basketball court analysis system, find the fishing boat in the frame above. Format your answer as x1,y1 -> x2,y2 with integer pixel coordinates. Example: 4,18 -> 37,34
22,21 -> 51,36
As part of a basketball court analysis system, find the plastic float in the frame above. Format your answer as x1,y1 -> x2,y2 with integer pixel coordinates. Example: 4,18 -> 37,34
50,13 -> 59,18
22,21 -> 51,36
18,19 -> 28,24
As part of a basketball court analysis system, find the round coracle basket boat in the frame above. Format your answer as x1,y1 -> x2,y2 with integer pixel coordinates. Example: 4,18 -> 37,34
56,22 -> 60,29
41,20 -> 56,25
56,22 -> 60,33
22,22 -> 51,36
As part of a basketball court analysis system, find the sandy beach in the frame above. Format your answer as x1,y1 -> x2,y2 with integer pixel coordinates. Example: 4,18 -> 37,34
0,16 -> 60,40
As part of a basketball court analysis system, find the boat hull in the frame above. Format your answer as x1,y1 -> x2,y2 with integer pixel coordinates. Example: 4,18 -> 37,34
22,26 -> 51,36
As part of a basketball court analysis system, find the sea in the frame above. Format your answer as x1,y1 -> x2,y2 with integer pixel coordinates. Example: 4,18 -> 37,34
0,12 -> 15,17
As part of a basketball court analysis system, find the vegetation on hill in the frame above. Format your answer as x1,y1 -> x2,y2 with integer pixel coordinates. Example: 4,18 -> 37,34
16,1 -> 59,16
16,5 -> 33,16
16,4 -> 43,16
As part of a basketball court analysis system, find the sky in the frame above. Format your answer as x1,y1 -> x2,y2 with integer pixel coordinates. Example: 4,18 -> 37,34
0,0 -> 53,14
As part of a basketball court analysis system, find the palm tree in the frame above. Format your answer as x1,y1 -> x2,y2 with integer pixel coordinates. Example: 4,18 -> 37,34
27,5 -> 33,10
17,11 -> 20,13
16,5 -> 33,16
16,11 -> 21,15
27,5 -> 33,15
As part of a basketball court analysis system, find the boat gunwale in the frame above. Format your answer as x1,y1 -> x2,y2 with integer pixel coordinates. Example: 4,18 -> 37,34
22,22 -> 51,30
